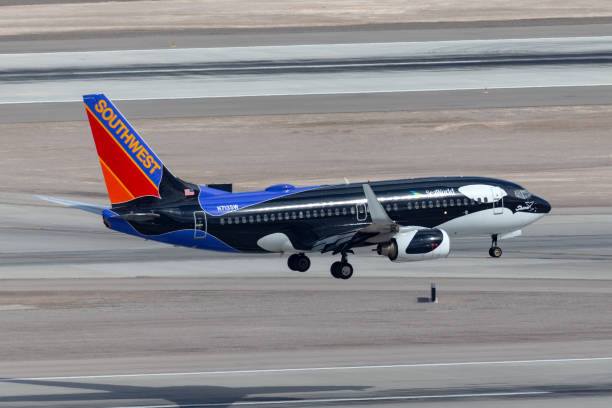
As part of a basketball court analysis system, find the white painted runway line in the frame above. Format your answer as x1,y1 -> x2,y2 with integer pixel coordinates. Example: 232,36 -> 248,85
108,391 -> 551,408
4,357 -> 611,382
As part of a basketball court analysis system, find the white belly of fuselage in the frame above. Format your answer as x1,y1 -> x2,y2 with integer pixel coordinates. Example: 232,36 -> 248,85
436,208 -> 545,236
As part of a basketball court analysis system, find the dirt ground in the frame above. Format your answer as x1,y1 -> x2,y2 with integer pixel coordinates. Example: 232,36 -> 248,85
1,105 -> 610,207
1,277 -> 611,361
1,1 -> 612,37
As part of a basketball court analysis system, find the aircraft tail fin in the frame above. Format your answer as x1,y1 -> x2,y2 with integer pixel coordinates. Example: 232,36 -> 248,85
83,94 -> 195,206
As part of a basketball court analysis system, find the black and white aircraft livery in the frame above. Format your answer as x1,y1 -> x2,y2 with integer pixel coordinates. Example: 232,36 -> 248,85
39,94 -> 551,280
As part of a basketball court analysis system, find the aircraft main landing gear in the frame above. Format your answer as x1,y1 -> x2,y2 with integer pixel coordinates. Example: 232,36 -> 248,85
330,253 -> 353,280
288,253 -> 311,272
489,234 -> 503,258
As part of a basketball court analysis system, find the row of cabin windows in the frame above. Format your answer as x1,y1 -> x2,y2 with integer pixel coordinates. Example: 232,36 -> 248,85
220,207 -> 355,225
406,197 -> 476,210
219,197 -> 484,225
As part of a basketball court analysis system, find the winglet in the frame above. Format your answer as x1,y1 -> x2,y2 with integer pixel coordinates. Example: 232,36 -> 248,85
362,184 -> 393,224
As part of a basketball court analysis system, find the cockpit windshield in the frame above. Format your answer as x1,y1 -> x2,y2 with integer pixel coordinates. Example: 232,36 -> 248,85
514,189 -> 532,199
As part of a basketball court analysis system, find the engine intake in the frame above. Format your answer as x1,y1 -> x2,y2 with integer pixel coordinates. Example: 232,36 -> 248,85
377,228 -> 450,262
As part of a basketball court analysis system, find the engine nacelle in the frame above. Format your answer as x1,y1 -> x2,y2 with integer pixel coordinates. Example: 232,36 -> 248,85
377,228 -> 450,262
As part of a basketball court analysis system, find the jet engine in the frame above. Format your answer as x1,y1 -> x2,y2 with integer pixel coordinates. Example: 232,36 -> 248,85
376,228 -> 450,262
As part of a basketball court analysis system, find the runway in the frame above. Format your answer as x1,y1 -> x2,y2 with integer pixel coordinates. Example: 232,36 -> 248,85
2,11 -> 612,407
2,357 -> 612,407
2,36 -> 612,104
1,194 -> 612,407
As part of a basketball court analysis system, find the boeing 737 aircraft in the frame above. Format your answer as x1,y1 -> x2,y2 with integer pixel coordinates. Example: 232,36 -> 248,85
40,94 -> 551,279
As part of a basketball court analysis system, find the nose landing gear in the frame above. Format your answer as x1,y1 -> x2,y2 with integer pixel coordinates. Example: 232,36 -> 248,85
489,234 -> 503,258
330,252 -> 353,279
288,253 -> 311,272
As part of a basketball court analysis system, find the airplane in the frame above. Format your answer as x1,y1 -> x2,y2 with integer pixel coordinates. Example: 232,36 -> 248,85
39,93 -> 551,280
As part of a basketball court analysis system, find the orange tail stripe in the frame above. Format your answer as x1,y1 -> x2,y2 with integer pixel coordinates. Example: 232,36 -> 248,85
99,157 -> 135,204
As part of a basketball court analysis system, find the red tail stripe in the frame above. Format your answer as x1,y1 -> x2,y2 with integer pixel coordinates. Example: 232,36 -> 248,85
86,109 -> 159,200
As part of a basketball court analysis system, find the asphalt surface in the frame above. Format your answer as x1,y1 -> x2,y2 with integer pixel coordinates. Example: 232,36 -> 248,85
3,36 -> 612,104
0,198 -> 611,407
4,87 -> 612,123
2,18 -> 612,53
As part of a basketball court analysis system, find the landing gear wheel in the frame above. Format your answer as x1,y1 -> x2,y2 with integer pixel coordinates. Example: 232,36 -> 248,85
330,261 -> 342,278
489,246 -> 503,258
488,234 -> 502,258
331,252 -> 354,280
288,253 -> 310,272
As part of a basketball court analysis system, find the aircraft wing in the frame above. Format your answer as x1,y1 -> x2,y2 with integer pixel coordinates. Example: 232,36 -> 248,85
311,228 -> 378,254
312,184 -> 418,254
35,195 -> 108,215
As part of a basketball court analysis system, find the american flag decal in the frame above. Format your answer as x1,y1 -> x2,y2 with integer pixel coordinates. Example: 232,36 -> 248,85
184,188 -> 195,196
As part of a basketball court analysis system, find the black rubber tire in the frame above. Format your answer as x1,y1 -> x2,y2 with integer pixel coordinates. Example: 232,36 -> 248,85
288,254 -> 301,270
295,255 -> 311,272
338,262 -> 353,280
330,261 -> 342,278
489,246 -> 503,258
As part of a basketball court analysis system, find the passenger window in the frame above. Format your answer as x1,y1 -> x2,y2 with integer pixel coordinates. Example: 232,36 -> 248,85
386,204 -> 391,212
306,210 -> 311,218
342,208 -> 347,215
291,212 -> 297,220
335,208 -> 340,216
470,199 -> 476,205
484,197 -> 488,203
428,201 -> 433,208
285,212 -> 289,219
464,198 -> 469,206
414,201 -> 419,209
393,203 -> 398,211
299,211 -> 304,219
350,207 -> 355,215
456,199 -> 462,207
235,217 -> 240,224
449,199 -> 455,206
443,200 -> 447,207
270,213 -> 275,221
256,214 -> 261,222
435,200 -> 440,208
242,216 -> 247,223
228,217 -> 232,224
277,213 -> 282,220
249,216 -> 254,223
313,209 -> 318,217
328,209 -> 332,216
407,202 -> 412,210
220,218 -> 225,225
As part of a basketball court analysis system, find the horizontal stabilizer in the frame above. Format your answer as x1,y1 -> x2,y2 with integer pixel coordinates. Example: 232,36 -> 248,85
35,195 -> 107,215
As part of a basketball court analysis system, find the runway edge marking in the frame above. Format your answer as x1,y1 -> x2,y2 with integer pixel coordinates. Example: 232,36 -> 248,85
3,356 -> 612,382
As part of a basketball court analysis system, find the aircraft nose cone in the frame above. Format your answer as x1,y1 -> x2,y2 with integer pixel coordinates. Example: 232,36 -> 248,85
535,196 -> 551,213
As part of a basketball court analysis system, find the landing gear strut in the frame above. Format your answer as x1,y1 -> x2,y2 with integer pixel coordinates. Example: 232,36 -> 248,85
288,253 -> 311,272
330,252 -> 353,280
489,234 -> 503,258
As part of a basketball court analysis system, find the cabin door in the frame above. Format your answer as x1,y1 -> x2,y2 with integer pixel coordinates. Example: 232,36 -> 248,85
194,211 -> 207,239
491,187 -> 504,215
